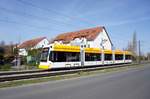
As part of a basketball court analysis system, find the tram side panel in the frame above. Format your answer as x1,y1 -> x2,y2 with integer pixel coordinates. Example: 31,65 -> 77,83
124,55 -> 132,63
103,53 -> 114,65
84,53 -> 103,66
50,51 -> 81,69
114,54 -> 124,64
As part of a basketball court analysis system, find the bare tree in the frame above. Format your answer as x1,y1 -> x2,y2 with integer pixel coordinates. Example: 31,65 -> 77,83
126,32 -> 138,62
126,32 -> 137,54
0,41 -> 5,64
126,41 -> 132,51
132,32 -> 137,56
147,53 -> 150,61
0,41 -> 5,47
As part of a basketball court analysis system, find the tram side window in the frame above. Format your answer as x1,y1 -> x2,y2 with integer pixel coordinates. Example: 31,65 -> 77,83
66,52 -> 80,62
115,54 -> 123,60
85,53 -> 101,61
49,51 -> 66,62
49,51 -> 80,62
104,54 -> 112,61
125,55 -> 131,60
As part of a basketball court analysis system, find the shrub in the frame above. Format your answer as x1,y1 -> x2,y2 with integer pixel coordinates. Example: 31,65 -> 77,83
0,64 -> 11,71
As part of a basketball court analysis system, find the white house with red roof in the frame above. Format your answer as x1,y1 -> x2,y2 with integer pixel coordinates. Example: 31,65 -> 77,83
52,26 -> 113,50
18,37 -> 49,56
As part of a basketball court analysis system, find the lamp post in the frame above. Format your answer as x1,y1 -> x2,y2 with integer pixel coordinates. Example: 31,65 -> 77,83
80,39 -> 85,67
100,38 -> 107,65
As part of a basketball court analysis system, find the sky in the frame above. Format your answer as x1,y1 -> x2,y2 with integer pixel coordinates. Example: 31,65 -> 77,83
0,0 -> 150,53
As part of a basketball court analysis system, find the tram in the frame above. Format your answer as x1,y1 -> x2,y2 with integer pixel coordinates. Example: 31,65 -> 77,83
39,44 -> 132,69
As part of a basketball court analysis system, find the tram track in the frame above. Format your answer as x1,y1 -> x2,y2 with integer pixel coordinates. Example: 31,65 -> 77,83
0,63 -> 141,82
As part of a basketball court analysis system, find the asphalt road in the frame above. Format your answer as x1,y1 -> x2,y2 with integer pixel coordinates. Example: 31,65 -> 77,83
0,64 -> 150,99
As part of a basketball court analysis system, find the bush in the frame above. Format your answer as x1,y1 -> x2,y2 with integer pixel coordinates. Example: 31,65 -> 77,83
26,49 -> 41,68
0,64 -> 11,71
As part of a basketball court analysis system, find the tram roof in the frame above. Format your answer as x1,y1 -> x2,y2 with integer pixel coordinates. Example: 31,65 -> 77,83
52,44 -> 79,52
103,50 -> 113,54
124,51 -> 132,55
114,49 -> 124,54
84,48 -> 102,53
45,44 -> 132,55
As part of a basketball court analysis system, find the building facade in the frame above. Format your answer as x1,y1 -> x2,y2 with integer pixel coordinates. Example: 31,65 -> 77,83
18,37 -> 49,56
52,26 -> 113,50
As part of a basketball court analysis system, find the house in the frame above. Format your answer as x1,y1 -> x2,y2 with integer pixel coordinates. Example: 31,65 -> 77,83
52,26 -> 113,50
18,37 -> 49,56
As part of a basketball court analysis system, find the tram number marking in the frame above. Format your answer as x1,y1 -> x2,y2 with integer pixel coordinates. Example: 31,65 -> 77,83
65,64 -> 71,67
74,63 -> 79,66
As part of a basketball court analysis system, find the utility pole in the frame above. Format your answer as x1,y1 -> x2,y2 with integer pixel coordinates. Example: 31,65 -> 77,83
17,33 -> 21,70
138,40 -> 141,64
80,39 -> 85,67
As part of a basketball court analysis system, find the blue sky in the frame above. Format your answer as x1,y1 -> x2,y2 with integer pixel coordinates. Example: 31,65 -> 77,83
0,0 -> 150,53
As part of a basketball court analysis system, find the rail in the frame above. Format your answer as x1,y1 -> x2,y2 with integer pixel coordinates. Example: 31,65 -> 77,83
0,63 -> 142,82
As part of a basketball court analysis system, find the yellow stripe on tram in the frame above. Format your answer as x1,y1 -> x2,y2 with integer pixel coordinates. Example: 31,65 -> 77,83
39,65 -> 50,69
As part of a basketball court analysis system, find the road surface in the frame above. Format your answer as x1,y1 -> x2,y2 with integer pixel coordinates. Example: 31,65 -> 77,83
0,64 -> 150,99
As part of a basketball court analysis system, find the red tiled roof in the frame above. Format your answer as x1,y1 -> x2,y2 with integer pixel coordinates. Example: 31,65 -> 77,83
52,26 -> 104,43
19,37 -> 46,49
